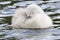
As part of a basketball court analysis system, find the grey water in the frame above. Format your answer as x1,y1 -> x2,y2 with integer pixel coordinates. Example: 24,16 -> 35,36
0,0 -> 60,40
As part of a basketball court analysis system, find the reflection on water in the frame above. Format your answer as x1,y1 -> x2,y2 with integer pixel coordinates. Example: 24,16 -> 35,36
0,1 -> 60,40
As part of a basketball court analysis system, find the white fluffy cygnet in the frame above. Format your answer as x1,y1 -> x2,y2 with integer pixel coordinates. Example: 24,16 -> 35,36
11,4 -> 53,29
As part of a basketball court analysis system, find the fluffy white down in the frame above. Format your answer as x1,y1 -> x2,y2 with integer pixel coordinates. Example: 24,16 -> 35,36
11,8 -> 27,28
11,4 -> 53,29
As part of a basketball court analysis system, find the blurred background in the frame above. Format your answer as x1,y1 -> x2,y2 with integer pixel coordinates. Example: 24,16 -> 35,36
0,0 -> 60,40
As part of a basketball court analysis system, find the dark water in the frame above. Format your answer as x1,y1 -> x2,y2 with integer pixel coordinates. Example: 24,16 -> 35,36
0,1 -> 60,40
